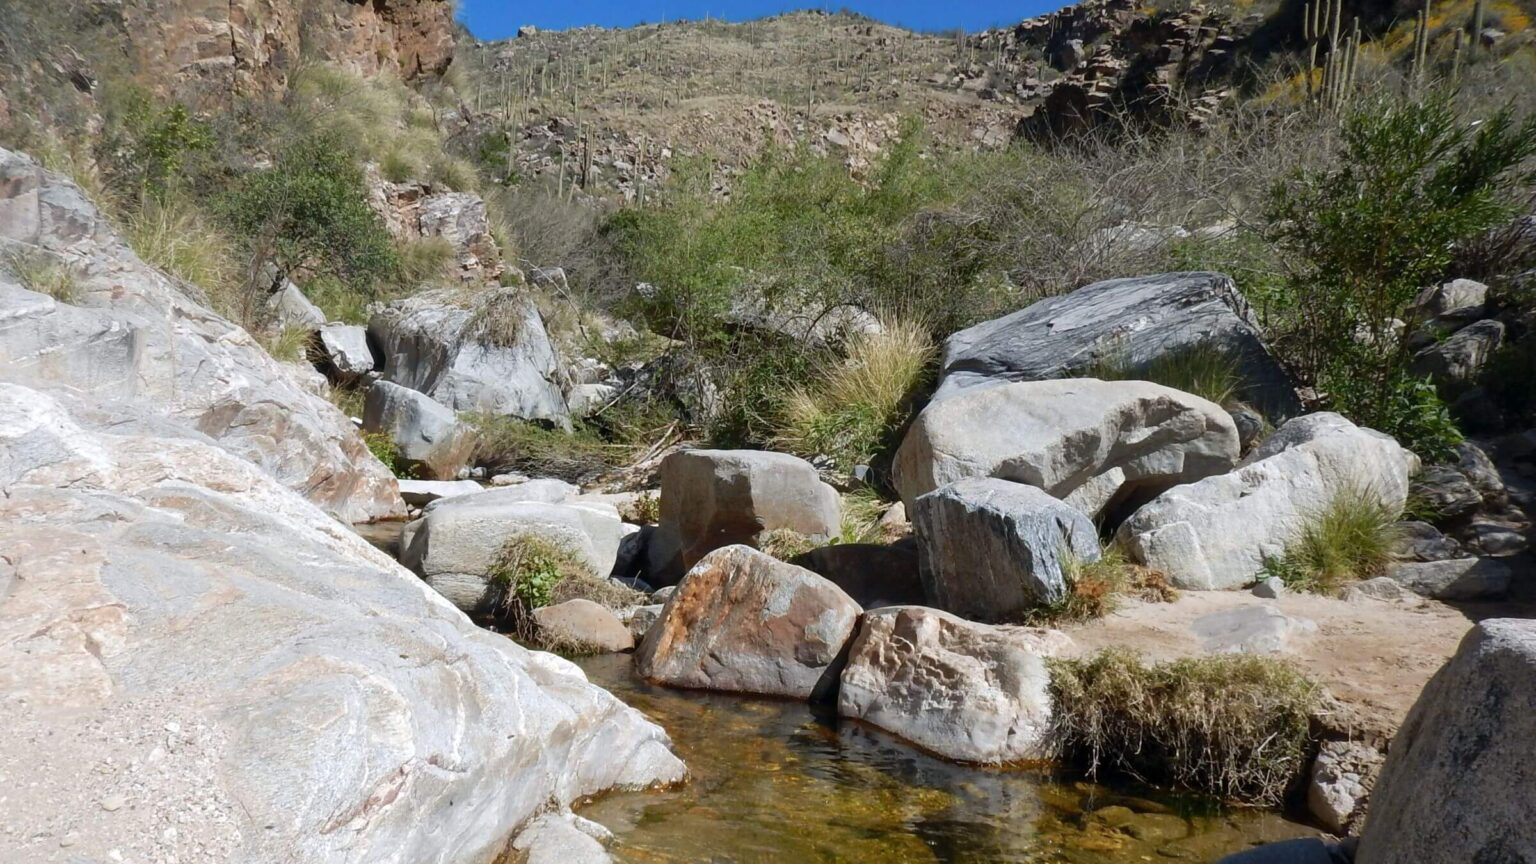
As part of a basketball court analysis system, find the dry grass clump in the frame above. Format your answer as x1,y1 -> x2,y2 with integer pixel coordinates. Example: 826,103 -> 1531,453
465,289 -> 532,347
3,247 -> 80,303
775,319 -> 935,471
757,529 -> 823,562
123,193 -> 239,307
465,412 -> 632,483
1082,342 -> 1244,408
550,573 -> 647,611
1262,484 -> 1402,594
1048,650 -> 1321,805
1024,545 -> 1176,625
487,533 -> 592,637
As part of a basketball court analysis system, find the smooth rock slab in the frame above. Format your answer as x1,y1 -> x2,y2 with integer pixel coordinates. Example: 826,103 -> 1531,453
1118,413 -> 1417,589
1191,605 -> 1317,654
1357,619 -> 1536,863
397,478 -> 483,507
932,271 -> 1299,417
838,606 -> 1070,764
894,378 -> 1239,519
635,546 -> 861,701
0,383 -> 682,864
914,478 -> 1101,620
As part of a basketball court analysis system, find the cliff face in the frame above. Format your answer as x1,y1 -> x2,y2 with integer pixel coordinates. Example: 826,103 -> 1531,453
120,0 -> 455,99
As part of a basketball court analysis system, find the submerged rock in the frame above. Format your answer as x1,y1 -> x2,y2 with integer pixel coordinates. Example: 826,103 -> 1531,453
635,546 -> 861,701
838,606 -> 1070,764
894,378 -> 1239,520
913,478 -> 1100,620
0,383 -> 682,864
1357,619 -> 1536,863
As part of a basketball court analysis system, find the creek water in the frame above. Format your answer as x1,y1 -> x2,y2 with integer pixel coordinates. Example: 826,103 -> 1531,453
575,653 -> 1313,864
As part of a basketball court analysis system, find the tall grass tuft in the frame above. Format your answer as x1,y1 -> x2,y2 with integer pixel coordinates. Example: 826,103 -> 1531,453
1049,650 -> 1320,805
3,248 -> 80,303
775,319 -> 935,471
1263,484 -> 1402,594
1024,544 -> 1176,625
124,193 -> 239,309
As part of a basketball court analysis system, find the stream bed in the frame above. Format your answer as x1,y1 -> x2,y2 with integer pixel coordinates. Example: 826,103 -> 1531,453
575,653 -> 1313,863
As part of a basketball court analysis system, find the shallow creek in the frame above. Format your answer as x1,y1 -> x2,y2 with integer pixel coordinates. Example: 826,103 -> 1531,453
574,653 -> 1312,864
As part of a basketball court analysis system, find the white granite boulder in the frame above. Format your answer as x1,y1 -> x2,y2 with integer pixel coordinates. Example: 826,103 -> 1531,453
362,379 -> 474,480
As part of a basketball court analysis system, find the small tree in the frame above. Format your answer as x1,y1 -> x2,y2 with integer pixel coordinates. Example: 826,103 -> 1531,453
1268,97 -> 1536,458
222,131 -> 398,294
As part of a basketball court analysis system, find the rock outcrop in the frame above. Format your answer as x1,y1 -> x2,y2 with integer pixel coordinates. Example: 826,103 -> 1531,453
929,272 -> 1298,417
366,166 -> 505,283
370,288 -> 571,427
913,478 -> 1101,620
1357,619 -> 1536,863
123,0 -> 455,101
838,606 -> 1070,764
1118,413 -> 1417,589
0,382 -> 683,864
646,449 -> 843,585
894,378 -> 1239,520
635,546 -> 861,701
0,147 -> 403,523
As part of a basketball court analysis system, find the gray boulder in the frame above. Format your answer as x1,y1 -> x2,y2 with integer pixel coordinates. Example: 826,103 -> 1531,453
1410,319 -> 1504,390
1412,278 -> 1488,318
0,147 -> 402,523
646,449 -> 842,585
931,272 -> 1299,418
1409,466 -> 1482,520
397,478 -> 484,507
1119,413 -> 1417,589
1357,619 -> 1536,863
0,383 -> 682,864
913,478 -> 1101,620
266,279 -> 326,329
1393,521 -> 1465,562
635,546 -> 861,701
314,323 -> 376,380
362,380 -> 474,480
1308,740 -> 1384,836
370,288 -> 570,427
894,378 -> 1239,520
1191,605 -> 1316,654
837,606 -> 1072,764
1386,558 -> 1511,601
402,491 -> 622,615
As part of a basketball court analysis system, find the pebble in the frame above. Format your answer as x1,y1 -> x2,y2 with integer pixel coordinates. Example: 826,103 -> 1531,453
101,794 -> 126,812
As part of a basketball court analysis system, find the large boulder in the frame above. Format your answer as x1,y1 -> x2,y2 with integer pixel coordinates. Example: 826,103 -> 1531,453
931,272 -> 1299,418
370,287 -> 570,427
362,379 -> 474,480
634,546 -> 861,701
837,606 -> 1070,764
0,383 -> 682,864
533,599 -> 635,654
1357,619 -> 1536,863
314,323 -> 377,381
913,478 -> 1101,620
1118,413 -> 1417,589
894,378 -> 1240,521
401,489 -> 622,615
1410,319 -> 1503,391
0,147 -> 402,523
646,449 -> 842,586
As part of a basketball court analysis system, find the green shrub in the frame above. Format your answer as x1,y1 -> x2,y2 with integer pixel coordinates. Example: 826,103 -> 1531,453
1267,97 -> 1536,454
1049,651 -> 1320,804
1262,484 -> 1402,594
487,534 -> 590,636
361,431 -> 416,479
775,319 -> 935,471
221,130 -> 399,295
98,86 -> 214,201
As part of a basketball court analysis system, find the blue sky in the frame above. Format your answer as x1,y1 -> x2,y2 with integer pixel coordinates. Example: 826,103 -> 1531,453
457,1 -> 1062,38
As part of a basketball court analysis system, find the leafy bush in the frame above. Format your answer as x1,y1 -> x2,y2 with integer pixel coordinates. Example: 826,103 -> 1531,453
775,320 -> 935,471
1267,97 -> 1536,454
98,86 -> 214,201
1049,651 -> 1320,804
487,534 -> 591,636
1262,484 -> 1402,594
221,130 -> 399,294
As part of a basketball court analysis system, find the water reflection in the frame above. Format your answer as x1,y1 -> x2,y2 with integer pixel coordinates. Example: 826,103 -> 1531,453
577,654 -> 1312,863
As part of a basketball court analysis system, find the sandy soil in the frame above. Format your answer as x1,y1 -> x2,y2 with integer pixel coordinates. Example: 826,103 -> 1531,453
1059,588 -> 1535,741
